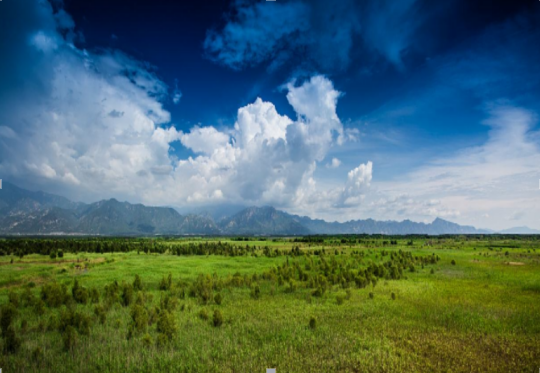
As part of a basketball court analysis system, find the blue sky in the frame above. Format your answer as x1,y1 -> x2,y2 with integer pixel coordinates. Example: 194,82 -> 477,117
0,0 -> 539,230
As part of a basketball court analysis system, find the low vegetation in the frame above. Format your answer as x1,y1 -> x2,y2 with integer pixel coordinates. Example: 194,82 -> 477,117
0,235 -> 539,372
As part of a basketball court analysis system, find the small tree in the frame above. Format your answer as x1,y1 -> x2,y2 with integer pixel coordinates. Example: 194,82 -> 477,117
309,316 -> 317,330
214,293 -> 222,305
213,310 -> 223,327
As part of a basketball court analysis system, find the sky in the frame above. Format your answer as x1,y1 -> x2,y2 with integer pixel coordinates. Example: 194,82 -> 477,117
0,0 -> 539,230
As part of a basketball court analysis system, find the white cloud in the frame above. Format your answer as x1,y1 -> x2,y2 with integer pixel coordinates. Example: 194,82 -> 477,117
326,158 -> 341,168
0,0 -> 365,213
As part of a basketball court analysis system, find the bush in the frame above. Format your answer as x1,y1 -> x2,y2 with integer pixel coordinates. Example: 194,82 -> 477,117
89,288 -> 100,303
198,309 -> 209,321
94,305 -> 107,325
3,326 -> 21,353
369,292 -> 374,299
59,307 -> 92,336
213,309 -> 223,327
430,268 -> 435,275
133,274 -> 143,291
72,280 -> 89,304
336,295 -> 345,305
21,287 -> 36,307
121,284 -> 134,307
8,290 -> 20,307
391,292 -> 396,300
50,250 -> 57,260
142,333 -> 152,346
58,250 -> 64,258
1,303 -> 17,335
156,311 -> 177,340
250,284 -> 261,299
130,304 -> 148,333
345,289 -> 352,300
41,281 -> 69,308
451,260 -> 456,266
32,346 -> 44,363
34,299 -> 46,316
62,325 -> 77,351
309,316 -> 317,330
159,274 -> 173,291
214,293 -> 223,305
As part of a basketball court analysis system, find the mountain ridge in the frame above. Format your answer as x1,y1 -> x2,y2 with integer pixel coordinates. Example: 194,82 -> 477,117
0,182 -> 530,236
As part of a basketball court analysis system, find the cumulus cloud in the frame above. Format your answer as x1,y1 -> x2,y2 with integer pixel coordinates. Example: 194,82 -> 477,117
326,158 -> 341,169
0,0 -> 369,214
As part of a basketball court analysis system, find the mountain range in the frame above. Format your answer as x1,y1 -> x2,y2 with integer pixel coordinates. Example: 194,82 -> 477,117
0,182 -> 534,236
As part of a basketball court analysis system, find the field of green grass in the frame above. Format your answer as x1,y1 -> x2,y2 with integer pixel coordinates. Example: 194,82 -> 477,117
0,236 -> 539,372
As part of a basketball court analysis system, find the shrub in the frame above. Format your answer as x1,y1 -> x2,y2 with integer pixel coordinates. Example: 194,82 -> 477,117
3,326 -> 21,353
199,309 -> 209,321
336,295 -> 345,305
32,346 -> 44,363
34,300 -> 46,316
130,304 -> 148,333
133,274 -> 143,291
345,289 -> 352,300
156,311 -> 177,340
309,316 -> 317,330
159,274 -> 173,291
21,287 -> 36,307
20,319 -> 28,332
89,288 -> 100,303
369,292 -> 374,299
72,280 -> 89,304
391,292 -> 396,300
214,293 -> 223,305
50,251 -> 57,260
94,305 -> 107,325
59,307 -> 92,336
250,284 -> 260,299
142,333 -> 152,346
121,284 -> 134,307
430,268 -> 435,275
1,303 -> 17,335
8,290 -> 20,307
41,281 -> 69,308
213,309 -> 223,327
62,325 -> 77,351
58,250 -> 64,258
451,260 -> 456,266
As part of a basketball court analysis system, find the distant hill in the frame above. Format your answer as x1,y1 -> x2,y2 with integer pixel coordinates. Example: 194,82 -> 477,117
0,182 -> 219,235
498,226 -> 540,234
0,182 -> 514,236
218,206 -> 310,235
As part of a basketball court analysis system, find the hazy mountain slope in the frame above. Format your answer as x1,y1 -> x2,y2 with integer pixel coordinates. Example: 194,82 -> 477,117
219,206 -> 311,235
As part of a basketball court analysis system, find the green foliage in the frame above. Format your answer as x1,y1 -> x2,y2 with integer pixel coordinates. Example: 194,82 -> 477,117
159,274 -> 173,291
58,250 -> 64,258
3,326 -> 21,353
41,281 -> 69,308
156,311 -> 177,342
1,303 -> 18,336
213,309 -> 223,327
94,305 -> 107,325
336,295 -> 345,305
309,316 -> 317,330
250,284 -> 260,299
391,292 -> 396,300
72,279 -> 89,304
121,283 -> 134,307
198,309 -> 209,321
133,274 -> 143,291
214,293 -> 223,305
62,325 -> 77,352
130,304 -> 148,333
50,250 -> 57,260
451,260 -> 456,265
369,292 -> 374,299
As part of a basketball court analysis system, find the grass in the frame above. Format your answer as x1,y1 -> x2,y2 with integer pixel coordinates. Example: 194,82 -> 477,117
0,237 -> 539,372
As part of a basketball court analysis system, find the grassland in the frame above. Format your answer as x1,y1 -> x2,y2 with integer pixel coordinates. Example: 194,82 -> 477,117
0,236 -> 539,372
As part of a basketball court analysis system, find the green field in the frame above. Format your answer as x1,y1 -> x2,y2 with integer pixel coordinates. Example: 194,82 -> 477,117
0,236 -> 539,372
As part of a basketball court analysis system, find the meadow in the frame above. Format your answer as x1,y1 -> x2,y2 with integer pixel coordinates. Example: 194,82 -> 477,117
0,235 -> 539,373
